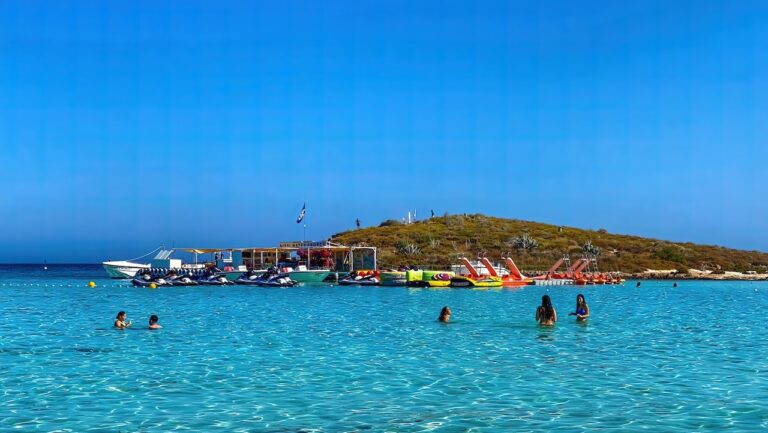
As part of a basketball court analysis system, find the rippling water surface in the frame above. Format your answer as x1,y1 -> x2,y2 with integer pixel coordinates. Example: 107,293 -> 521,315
1,264 -> 767,432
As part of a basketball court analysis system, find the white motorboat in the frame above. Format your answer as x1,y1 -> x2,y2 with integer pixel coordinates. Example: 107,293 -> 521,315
102,248 -> 203,279
288,265 -> 333,283
102,260 -> 150,278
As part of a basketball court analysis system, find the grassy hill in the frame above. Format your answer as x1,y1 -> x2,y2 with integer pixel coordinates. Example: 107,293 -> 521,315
330,214 -> 768,273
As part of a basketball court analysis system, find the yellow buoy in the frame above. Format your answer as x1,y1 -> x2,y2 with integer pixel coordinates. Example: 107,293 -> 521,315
88,281 -> 96,288
149,283 -> 157,289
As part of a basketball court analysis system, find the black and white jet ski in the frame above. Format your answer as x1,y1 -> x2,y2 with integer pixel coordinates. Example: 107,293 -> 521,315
131,270 -> 172,287
236,268 -> 299,287
338,270 -> 381,286
259,272 -> 299,287
234,270 -> 263,285
196,268 -> 233,285
166,271 -> 199,286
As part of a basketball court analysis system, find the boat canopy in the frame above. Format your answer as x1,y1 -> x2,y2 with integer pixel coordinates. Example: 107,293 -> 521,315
180,242 -> 375,255
183,249 -> 219,254
177,241 -> 377,272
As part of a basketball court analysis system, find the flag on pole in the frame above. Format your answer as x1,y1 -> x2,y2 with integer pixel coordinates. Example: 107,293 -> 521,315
296,203 -> 306,224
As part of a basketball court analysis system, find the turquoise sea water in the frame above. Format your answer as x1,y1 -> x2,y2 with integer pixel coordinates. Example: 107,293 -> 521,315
1,265 -> 767,432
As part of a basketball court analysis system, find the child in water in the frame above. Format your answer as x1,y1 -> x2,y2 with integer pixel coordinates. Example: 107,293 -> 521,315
568,294 -> 590,321
114,311 -> 132,329
438,306 -> 451,323
148,315 -> 162,329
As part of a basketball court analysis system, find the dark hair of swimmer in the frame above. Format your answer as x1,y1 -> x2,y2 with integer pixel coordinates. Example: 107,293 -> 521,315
116,311 -> 125,319
149,315 -> 159,324
438,306 -> 451,322
540,295 -> 555,321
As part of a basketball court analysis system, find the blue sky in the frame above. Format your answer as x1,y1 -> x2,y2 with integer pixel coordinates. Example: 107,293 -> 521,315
1,1 -> 766,262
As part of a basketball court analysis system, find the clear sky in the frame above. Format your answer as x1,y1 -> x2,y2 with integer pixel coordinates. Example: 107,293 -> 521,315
1,1 -> 766,263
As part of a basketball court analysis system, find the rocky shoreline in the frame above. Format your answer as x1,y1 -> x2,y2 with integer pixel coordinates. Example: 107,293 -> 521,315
625,269 -> 768,281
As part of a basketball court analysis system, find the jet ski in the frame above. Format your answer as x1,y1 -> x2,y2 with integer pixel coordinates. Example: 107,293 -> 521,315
196,267 -> 233,285
234,270 -> 263,285
131,270 -> 172,287
259,272 -> 299,287
338,270 -> 380,286
239,268 -> 299,287
167,271 -> 199,286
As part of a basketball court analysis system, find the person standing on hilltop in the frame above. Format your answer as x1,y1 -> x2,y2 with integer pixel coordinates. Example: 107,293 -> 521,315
356,218 -> 360,229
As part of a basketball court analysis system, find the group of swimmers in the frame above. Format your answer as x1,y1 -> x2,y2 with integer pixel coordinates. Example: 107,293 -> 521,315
116,294 -> 590,330
438,293 -> 590,326
114,310 -> 162,330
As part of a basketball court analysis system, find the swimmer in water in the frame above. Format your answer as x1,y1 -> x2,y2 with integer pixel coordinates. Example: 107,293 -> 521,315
568,294 -> 590,321
114,311 -> 132,329
636,281 -> 641,288
535,295 -> 557,326
148,314 -> 162,330
438,306 -> 451,323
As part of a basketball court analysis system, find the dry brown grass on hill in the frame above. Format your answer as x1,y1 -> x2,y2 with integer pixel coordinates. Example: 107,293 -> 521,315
330,214 -> 768,273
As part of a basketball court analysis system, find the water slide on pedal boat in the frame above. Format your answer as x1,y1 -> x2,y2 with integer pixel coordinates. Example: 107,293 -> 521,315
480,257 -> 532,287
450,258 -> 503,288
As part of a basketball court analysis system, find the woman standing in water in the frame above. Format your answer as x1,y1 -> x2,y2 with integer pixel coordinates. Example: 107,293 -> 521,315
114,311 -> 132,329
535,295 -> 557,326
569,294 -> 590,321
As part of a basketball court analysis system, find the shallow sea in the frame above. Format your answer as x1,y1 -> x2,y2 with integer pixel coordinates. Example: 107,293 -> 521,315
1,264 -> 767,432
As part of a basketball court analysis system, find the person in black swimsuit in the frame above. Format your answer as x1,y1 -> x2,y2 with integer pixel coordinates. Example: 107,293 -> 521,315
536,295 -> 557,326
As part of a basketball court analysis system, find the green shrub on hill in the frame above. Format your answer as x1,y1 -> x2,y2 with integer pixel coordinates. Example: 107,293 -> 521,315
379,219 -> 402,227
654,245 -> 687,265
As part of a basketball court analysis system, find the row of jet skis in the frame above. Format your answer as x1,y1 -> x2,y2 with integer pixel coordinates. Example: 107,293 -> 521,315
132,267 -> 388,288
131,268 -> 299,287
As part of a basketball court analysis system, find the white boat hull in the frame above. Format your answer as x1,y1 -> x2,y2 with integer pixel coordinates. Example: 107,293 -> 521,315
102,261 -> 150,279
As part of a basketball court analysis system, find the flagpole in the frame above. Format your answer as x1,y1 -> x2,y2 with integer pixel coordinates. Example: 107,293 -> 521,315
304,222 -> 308,268
299,203 -> 307,269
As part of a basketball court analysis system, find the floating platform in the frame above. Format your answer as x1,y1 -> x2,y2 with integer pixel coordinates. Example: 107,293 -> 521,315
533,279 -> 573,286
